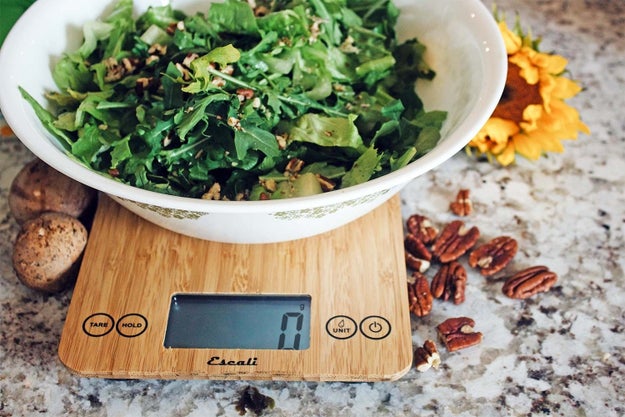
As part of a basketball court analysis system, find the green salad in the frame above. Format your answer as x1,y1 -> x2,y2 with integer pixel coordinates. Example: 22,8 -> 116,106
22,0 -> 446,200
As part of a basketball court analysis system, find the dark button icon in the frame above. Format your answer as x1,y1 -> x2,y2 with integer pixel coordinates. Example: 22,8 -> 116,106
360,316 -> 391,340
116,313 -> 148,338
82,313 -> 115,337
326,315 -> 357,340
369,321 -> 383,333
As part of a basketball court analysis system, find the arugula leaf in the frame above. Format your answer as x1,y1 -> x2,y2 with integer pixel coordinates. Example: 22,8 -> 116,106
236,122 -> 281,158
18,87 -> 74,149
110,135 -> 133,167
207,0 -> 259,36
137,4 -> 184,30
76,21 -> 115,59
174,95 -> 215,140
288,113 -> 364,150
183,45 -> 242,93
72,124 -> 107,162
102,0 -> 135,58
52,55 -> 94,92
257,8 -> 309,38
341,146 -> 381,188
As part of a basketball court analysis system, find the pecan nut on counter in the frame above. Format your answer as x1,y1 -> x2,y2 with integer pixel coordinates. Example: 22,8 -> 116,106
469,236 -> 518,277
431,261 -> 467,305
431,220 -> 480,263
436,316 -> 483,352
414,339 -> 441,372
406,214 -> 439,245
407,272 -> 433,317
404,233 -> 432,273
449,189 -> 473,216
502,265 -> 558,299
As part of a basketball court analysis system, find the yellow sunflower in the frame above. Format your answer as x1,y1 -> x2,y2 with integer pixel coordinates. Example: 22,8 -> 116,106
467,18 -> 590,166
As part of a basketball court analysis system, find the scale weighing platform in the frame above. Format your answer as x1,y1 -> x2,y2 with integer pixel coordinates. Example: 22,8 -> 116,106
58,195 -> 413,381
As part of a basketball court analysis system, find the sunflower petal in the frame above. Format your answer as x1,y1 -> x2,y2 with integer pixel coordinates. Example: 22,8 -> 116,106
538,53 -> 568,75
495,142 -> 517,166
552,76 -> 583,100
512,132 -> 543,160
499,21 -> 522,54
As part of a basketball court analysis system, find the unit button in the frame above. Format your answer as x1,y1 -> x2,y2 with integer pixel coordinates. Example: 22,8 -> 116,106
116,313 -> 148,338
82,313 -> 115,337
359,316 -> 391,340
326,315 -> 358,340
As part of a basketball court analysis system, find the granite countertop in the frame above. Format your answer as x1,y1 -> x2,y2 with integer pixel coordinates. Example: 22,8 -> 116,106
1,0 -> 624,415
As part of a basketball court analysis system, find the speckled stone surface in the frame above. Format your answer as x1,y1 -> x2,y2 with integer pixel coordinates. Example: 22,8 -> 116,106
1,0 -> 624,416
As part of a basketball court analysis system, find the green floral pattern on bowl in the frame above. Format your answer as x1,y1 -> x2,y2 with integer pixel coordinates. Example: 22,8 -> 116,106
118,188 -> 389,222
119,198 -> 206,220
272,190 -> 390,220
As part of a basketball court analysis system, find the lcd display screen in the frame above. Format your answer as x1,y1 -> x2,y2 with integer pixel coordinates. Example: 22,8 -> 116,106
164,294 -> 311,350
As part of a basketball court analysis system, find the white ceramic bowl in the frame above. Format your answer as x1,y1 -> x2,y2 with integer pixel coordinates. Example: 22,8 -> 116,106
0,0 -> 506,243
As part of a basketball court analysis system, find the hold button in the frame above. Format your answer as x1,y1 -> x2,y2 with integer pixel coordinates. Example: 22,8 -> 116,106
116,313 -> 148,338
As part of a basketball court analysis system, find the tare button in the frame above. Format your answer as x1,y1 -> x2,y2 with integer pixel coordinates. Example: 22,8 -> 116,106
326,315 -> 357,340
82,313 -> 114,337
359,316 -> 391,340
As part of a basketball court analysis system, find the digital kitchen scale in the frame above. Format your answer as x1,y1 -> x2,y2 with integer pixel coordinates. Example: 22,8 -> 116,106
58,195 -> 413,381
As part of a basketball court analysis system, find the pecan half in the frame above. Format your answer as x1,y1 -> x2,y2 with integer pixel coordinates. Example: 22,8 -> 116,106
414,339 -> 441,372
406,214 -> 439,244
436,317 -> 483,352
502,266 -> 558,299
407,272 -> 433,317
431,220 -> 480,263
430,261 -> 467,304
469,236 -> 518,276
450,189 -> 472,216
404,233 -> 432,273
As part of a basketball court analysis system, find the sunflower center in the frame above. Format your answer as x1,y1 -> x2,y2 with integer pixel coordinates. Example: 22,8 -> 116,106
492,62 -> 543,124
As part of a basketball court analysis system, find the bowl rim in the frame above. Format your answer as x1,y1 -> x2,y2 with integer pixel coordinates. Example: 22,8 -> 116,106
0,0 -> 506,214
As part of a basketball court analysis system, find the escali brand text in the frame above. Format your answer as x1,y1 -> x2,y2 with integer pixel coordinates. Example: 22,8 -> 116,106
207,356 -> 258,366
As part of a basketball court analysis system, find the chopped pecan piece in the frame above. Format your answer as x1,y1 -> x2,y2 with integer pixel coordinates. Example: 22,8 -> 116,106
431,220 -> 480,263
201,182 -> 221,200
135,77 -> 160,94
121,57 -> 139,73
404,233 -> 431,273
450,189 -> 473,216
253,5 -> 270,16
430,261 -> 467,304
437,317 -> 483,352
182,52 -> 199,67
175,62 -> 191,81
407,272 -> 433,317
284,158 -> 305,174
103,57 -> 124,82
315,174 -> 336,192
502,266 -> 558,299
414,339 -> 441,372
406,214 -> 439,244
166,21 -> 186,35
236,88 -> 255,101
148,43 -> 168,56
469,236 -> 518,276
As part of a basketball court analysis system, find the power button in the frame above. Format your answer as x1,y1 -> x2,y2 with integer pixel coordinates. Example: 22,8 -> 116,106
359,316 -> 391,340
